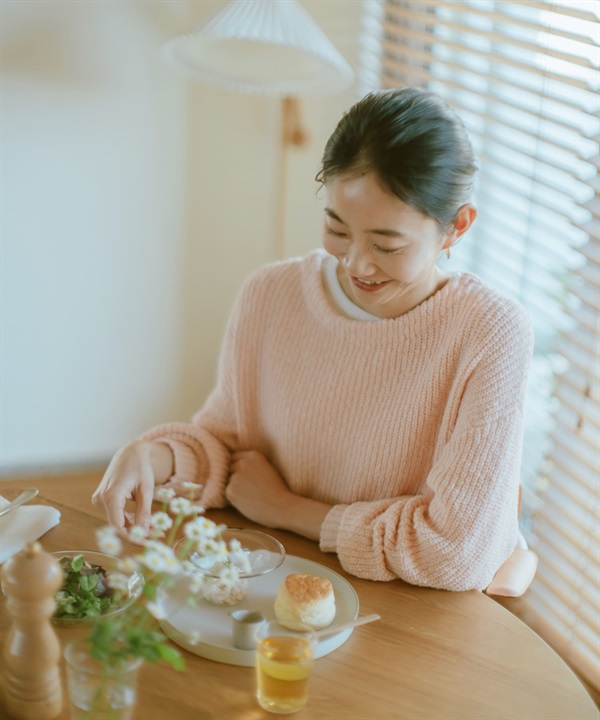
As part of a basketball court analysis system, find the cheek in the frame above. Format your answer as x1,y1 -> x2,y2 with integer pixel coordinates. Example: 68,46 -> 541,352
384,252 -> 421,281
322,233 -> 344,257
417,247 -> 437,270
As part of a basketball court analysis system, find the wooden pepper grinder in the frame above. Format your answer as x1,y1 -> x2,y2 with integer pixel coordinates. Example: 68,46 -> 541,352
1,541 -> 63,719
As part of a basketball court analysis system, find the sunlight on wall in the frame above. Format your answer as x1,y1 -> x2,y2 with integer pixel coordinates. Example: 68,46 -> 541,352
0,1 -> 362,472
1,1 -> 193,468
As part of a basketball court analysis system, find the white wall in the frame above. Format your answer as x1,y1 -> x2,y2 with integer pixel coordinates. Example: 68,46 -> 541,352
0,0 -> 364,473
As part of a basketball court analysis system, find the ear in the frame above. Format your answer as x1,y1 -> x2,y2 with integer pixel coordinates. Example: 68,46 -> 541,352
442,204 -> 477,250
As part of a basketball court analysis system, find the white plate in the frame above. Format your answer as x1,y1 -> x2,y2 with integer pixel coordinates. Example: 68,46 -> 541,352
159,555 -> 359,666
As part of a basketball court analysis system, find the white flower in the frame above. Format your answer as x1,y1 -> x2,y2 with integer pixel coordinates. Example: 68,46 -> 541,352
141,545 -> 181,576
196,538 -> 227,557
227,538 -> 252,573
97,525 -> 118,539
169,497 -> 194,516
155,487 -> 176,502
188,518 -> 221,540
151,512 -> 173,531
188,574 -> 207,595
187,631 -> 202,646
181,481 -> 204,500
107,572 -> 130,593
202,575 -> 249,606
160,554 -> 181,576
228,539 -> 242,553
218,564 -> 240,587
184,518 -> 213,541
128,525 -> 147,543
117,557 -> 138,573
146,601 -> 168,620
182,481 -> 203,489
200,518 -> 219,537
142,551 -> 167,572
145,541 -> 175,559
96,530 -> 122,556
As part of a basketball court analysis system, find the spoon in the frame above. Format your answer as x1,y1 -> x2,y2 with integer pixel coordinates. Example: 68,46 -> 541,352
312,613 -> 381,640
0,488 -> 39,518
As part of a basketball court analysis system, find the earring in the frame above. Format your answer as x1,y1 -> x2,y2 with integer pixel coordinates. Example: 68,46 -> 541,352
445,246 -> 451,260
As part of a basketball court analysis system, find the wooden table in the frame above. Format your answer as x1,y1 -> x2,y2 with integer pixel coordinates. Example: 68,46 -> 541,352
0,474 -> 598,720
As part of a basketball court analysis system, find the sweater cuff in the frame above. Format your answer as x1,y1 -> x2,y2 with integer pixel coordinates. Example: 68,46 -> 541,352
155,439 -> 198,485
319,504 -> 348,553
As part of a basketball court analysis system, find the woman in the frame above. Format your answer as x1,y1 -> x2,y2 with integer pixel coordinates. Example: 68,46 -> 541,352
93,87 -> 533,591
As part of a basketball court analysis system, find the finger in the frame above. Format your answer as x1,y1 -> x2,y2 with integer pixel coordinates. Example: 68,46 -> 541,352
103,494 -> 127,533
230,450 -> 250,462
91,481 -> 112,508
133,467 -> 154,532
133,463 -> 154,532
91,467 -> 113,508
225,480 -> 238,506
123,511 -> 146,544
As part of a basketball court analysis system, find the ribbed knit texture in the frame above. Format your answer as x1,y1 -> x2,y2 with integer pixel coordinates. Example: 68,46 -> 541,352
143,250 -> 533,591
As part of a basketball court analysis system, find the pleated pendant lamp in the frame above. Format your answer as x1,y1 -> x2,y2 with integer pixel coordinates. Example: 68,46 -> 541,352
162,0 -> 354,258
162,0 -> 354,97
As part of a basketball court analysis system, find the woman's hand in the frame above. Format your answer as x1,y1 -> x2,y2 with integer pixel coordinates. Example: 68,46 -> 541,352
92,440 -> 173,534
227,451 -> 290,528
226,450 -> 331,540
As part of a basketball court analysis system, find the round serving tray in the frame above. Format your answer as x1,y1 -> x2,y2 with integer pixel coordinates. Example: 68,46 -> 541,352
159,555 -> 359,667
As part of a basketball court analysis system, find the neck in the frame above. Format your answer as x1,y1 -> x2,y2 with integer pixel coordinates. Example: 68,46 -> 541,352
337,264 -> 451,319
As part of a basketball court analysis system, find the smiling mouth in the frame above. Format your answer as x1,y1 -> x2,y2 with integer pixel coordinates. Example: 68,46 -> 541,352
352,276 -> 389,291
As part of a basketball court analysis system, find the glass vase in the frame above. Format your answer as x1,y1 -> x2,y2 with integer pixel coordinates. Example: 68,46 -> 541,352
64,639 -> 143,720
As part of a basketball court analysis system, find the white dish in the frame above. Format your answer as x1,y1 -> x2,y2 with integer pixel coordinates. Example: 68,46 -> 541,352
159,555 -> 359,667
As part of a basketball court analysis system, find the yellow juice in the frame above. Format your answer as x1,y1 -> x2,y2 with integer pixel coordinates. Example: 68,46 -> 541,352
256,635 -> 314,714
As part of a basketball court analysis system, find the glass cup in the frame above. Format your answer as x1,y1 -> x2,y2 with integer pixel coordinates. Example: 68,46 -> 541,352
64,639 -> 142,720
255,621 -> 316,715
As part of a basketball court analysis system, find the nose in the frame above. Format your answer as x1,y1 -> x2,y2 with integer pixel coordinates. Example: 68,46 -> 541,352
343,244 -> 376,277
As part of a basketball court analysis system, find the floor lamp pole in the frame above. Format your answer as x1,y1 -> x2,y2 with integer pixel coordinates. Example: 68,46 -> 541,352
275,97 -> 308,260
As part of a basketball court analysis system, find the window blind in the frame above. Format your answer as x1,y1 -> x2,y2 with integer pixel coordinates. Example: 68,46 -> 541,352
360,0 -> 600,691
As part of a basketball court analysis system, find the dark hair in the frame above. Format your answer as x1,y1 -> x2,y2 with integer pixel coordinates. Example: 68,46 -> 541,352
316,87 -> 477,231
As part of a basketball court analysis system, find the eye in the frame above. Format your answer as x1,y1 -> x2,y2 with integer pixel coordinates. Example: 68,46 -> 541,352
326,227 -> 348,238
374,245 -> 402,255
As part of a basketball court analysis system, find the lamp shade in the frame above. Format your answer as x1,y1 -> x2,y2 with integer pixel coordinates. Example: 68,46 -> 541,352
162,0 -> 354,96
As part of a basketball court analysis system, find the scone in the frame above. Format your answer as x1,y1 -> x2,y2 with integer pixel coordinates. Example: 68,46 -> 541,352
274,574 -> 336,631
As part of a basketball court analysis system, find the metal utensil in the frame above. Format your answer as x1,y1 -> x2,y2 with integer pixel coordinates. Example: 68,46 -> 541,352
311,613 -> 381,640
0,488 -> 39,518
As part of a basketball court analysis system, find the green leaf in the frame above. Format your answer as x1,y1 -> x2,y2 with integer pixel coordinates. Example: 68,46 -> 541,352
156,644 -> 185,671
53,554 -> 120,620
71,555 -> 85,572
79,575 -> 92,592
139,645 -> 161,663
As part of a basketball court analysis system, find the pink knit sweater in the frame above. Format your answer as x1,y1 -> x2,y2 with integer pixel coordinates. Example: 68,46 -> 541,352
143,250 -> 533,591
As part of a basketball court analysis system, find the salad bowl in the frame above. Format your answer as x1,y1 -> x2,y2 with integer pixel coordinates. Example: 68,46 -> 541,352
51,550 -> 144,626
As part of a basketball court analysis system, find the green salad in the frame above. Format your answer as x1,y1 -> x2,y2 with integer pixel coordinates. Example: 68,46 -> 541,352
54,554 -> 120,619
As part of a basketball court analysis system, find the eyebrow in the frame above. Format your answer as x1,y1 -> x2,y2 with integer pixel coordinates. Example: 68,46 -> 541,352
324,207 -> 407,239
